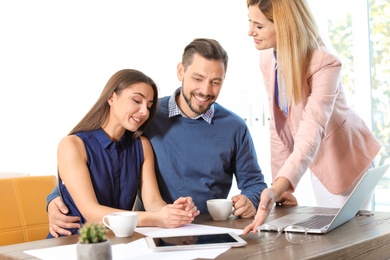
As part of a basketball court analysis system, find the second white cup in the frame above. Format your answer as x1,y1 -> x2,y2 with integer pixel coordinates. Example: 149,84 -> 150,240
207,199 -> 233,221
102,212 -> 138,237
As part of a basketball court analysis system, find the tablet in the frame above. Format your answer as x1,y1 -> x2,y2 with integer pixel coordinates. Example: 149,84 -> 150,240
145,232 -> 247,251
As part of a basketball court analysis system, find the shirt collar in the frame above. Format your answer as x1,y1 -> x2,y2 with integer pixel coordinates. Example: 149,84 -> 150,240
93,128 -> 131,149
168,87 -> 214,124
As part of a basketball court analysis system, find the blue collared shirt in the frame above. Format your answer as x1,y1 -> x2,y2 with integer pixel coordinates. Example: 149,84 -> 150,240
168,87 -> 214,124
273,50 -> 288,116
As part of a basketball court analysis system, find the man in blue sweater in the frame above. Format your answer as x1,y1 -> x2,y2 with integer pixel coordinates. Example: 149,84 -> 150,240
46,38 -> 267,237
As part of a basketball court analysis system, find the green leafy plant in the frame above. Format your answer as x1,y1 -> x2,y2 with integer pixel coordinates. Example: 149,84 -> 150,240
78,223 -> 108,244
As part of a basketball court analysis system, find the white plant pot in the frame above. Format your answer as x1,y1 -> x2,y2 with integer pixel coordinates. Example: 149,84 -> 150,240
76,239 -> 112,260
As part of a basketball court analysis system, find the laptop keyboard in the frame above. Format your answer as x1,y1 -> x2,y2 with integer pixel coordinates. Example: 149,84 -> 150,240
294,215 -> 335,229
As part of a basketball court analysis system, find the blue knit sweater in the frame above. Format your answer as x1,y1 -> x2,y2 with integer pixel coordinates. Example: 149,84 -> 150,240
144,96 -> 267,213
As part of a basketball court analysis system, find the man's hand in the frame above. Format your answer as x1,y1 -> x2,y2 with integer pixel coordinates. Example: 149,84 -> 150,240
48,197 -> 80,237
231,194 -> 256,218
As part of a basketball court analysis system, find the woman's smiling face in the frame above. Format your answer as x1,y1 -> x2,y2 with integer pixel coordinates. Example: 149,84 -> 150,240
247,5 -> 277,50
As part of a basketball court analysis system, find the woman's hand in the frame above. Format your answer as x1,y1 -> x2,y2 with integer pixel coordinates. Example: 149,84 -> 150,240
174,196 -> 200,217
156,203 -> 198,228
243,188 -> 277,235
243,188 -> 298,235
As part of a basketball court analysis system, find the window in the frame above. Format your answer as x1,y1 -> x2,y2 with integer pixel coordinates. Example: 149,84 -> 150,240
368,0 -> 390,210
298,0 -> 390,210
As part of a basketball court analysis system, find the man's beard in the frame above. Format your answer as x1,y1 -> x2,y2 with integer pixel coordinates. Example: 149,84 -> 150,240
182,82 -> 214,115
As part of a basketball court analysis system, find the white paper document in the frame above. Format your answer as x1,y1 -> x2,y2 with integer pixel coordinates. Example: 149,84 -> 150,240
24,224 -> 244,260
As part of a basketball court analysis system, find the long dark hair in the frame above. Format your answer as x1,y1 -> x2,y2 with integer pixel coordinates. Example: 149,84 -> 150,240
69,69 -> 158,138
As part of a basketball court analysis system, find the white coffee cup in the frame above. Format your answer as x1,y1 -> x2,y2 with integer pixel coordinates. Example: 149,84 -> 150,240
102,212 -> 138,237
207,199 -> 233,221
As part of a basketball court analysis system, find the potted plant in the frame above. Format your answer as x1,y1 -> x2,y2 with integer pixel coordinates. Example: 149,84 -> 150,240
76,222 -> 112,260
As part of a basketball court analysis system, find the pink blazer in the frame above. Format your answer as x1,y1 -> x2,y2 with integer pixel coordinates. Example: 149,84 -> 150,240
259,47 -> 380,194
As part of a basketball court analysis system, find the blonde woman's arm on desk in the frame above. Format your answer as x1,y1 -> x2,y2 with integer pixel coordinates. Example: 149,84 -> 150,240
243,177 -> 297,235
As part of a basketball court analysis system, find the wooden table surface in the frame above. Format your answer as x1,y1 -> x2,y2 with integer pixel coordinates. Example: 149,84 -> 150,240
1,206 -> 390,260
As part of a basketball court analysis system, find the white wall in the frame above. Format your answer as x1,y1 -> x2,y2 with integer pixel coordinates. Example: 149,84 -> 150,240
1,0 -> 319,206
0,0 -> 261,172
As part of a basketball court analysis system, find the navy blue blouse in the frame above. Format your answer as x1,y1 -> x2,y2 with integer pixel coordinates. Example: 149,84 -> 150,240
56,128 -> 143,236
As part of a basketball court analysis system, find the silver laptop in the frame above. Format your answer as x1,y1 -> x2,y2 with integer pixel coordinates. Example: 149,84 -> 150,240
261,164 -> 389,234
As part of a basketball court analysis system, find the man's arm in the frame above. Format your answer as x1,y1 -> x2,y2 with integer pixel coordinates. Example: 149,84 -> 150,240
232,126 -> 268,217
46,186 -> 61,210
46,186 -> 80,237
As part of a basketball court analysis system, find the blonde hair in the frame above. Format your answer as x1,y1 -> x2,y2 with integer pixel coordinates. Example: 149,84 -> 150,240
247,0 -> 323,104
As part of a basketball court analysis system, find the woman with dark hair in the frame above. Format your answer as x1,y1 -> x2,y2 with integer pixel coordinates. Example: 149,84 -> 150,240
47,69 -> 199,238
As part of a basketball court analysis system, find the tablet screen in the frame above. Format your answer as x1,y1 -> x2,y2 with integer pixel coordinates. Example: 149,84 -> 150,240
145,232 -> 247,251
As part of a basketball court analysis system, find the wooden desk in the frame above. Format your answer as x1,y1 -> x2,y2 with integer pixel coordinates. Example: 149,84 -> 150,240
1,206 -> 390,260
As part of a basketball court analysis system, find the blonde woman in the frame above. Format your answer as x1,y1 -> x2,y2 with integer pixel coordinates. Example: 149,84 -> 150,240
243,0 -> 380,234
